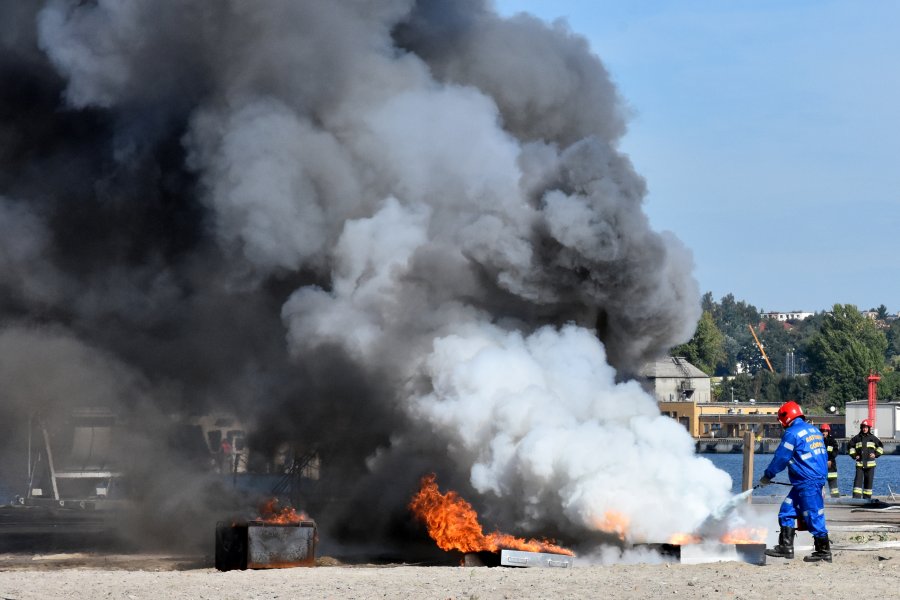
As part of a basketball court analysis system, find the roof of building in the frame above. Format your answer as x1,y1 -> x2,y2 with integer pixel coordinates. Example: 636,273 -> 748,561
640,357 -> 709,379
845,400 -> 900,405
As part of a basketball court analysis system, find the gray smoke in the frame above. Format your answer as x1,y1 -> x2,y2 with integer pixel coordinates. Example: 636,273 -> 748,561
0,0 -> 713,553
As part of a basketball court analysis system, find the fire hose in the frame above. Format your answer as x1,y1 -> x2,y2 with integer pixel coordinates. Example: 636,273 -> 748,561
754,480 -> 792,490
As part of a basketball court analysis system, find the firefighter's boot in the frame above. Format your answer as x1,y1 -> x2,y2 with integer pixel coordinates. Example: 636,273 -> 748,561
765,526 -> 795,559
803,536 -> 832,563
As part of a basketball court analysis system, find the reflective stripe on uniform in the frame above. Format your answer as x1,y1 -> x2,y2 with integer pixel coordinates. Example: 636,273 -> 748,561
785,497 -> 793,504
866,442 -> 876,447
783,442 -> 795,450
826,445 -> 834,452
856,462 -> 863,467
827,472 -> 838,479
865,461 -> 877,468
801,452 -> 812,460
853,487 -> 863,494
876,447 -> 884,455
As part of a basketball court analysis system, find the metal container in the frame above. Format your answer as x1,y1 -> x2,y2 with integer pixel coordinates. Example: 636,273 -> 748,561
215,522 -> 248,571
463,551 -> 501,567
634,542 -> 766,566
215,520 -> 317,571
500,549 -> 574,568
633,543 -> 681,561
734,543 -> 766,566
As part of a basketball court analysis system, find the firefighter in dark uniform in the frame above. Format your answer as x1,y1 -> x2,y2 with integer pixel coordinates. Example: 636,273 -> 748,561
820,423 -> 840,497
761,401 -> 831,562
848,419 -> 884,499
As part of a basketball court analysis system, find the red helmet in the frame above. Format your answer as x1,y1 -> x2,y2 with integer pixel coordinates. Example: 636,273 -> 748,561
777,401 -> 803,428
860,419 -> 872,429
819,423 -> 831,432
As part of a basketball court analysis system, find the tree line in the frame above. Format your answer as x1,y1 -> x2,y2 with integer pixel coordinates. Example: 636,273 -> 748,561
670,293 -> 900,411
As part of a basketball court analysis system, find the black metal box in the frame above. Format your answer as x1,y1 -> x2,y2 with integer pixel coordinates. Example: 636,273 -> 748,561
216,520 -> 316,571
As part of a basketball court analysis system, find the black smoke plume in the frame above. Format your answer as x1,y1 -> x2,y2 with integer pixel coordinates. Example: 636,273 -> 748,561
0,0 -> 710,554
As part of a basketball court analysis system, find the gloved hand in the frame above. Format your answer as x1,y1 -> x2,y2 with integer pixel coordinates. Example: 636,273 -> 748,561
758,475 -> 772,487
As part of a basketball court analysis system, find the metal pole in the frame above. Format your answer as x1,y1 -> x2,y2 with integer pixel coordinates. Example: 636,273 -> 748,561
27,412 -> 32,491
742,430 -> 755,502
42,425 -> 60,501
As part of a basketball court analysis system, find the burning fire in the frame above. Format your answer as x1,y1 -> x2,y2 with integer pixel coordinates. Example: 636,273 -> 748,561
668,533 -> 701,545
720,527 -> 766,544
667,528 -> 766,545
409,474 -> 574,556
591,511 -> 631,540
258,498 -> 310,524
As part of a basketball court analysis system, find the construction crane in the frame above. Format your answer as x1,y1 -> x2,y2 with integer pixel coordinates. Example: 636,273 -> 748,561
748,324 -> 775,373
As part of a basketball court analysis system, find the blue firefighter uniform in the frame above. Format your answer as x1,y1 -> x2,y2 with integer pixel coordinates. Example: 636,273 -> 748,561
763,417 -> 829,538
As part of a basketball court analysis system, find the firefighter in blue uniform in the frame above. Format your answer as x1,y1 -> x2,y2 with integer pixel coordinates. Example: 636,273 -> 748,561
760,401 -> 832,562
820,423 -> 840,498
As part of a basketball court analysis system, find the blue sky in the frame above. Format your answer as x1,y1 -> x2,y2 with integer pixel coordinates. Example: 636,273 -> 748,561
495,1 -> 900,314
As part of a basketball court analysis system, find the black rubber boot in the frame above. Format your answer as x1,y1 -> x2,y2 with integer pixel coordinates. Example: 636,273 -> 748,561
765,526 -> 795,559
803,536 -> 833,563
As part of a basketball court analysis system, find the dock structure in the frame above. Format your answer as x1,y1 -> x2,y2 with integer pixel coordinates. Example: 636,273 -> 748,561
695,437 -> 899,454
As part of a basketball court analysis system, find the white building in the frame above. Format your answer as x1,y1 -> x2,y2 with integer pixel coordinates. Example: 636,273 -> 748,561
640,357 -> 711,403
844,401 -> 900,439
760,311 -> 814,322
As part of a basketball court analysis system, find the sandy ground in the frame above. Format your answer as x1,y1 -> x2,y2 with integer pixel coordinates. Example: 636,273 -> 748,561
1,504 -> 898,600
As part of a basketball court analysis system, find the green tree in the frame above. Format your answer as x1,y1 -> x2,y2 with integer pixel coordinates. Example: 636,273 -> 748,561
805,304 -> 888,406
712,293 -> 760,340
778,375 -> 811,405
671,311 -> 725,375
876,304 -> 889,321
885,319 -> 900,360
752,369 -> 781,402
725,373 -> 754,402
703,293 -> 761,375
757,318 -> 794,372
878,370 -> 900,401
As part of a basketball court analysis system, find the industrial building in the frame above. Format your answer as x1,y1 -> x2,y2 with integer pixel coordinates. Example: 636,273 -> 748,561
640,357 -> 711,403
644,357 -> 845,439
844,401 -> 900,439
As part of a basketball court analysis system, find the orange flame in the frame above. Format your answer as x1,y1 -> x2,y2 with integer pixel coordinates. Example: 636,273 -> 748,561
668,532 -> 701,545
720,527 -> 766,544
591,510 -> 631,540
409,474 -> 573,556
258,498 -> 310,524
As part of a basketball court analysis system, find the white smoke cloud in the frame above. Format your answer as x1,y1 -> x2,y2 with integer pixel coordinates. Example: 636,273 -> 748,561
187,99 -> 354,273
36,0 -> 141,108
411,324 -> 731,541
283,197 -> 435,361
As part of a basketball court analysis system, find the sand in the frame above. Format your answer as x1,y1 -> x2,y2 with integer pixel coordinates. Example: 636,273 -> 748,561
0,531 -> 897,600
1,502 -> 898,599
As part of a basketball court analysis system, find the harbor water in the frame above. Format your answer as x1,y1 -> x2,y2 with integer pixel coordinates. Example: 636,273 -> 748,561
707,453 -> 900,497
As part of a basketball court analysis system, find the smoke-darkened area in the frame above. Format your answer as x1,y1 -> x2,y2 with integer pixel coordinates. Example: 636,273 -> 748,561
0,0 -> 722,556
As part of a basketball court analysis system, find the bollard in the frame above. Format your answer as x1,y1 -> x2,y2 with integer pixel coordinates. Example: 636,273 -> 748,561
742,431 -> 754,502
